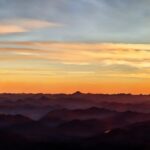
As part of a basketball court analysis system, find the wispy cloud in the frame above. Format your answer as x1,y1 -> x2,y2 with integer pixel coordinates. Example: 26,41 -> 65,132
0,42 -> 149,71
0,19 -> 62,34
0,42 -> 149,64
0,25 -> 26,34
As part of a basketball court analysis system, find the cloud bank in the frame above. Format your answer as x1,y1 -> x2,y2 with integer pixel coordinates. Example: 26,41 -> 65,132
0,42 -> 149,77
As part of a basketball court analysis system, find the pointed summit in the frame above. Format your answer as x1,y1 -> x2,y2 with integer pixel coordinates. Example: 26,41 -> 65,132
72,91 -> 83,95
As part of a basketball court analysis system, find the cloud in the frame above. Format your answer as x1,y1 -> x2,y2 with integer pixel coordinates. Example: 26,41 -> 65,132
0,19 -> 62,34
0,42 -> 149,74
0,42 -> 149,63
0,25 -> 26,34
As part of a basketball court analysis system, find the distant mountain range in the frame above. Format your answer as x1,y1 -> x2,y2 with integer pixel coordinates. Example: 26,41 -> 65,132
0,93 -> 150,149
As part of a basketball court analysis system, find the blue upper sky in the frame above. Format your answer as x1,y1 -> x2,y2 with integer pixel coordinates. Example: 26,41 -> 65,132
0,0 -> 150,43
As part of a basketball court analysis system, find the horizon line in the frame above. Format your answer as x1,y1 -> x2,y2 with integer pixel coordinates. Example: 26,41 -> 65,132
0,91 -> 149,96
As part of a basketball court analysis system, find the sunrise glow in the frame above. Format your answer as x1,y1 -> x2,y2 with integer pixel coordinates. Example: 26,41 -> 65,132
0,0 -> 149,94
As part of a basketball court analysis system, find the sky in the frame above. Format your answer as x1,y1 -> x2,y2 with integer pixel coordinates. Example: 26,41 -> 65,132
0,0 -> 149,94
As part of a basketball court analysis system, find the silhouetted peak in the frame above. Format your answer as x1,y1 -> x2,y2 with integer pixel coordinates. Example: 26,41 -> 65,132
72,91 -> 83,95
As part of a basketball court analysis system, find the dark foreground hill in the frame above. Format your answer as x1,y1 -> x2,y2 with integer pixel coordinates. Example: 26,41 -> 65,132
0,109 -> 150,149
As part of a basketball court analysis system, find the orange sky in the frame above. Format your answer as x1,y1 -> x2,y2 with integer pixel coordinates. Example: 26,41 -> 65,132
0,42 -> 150,94
0,80 -> 149,94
